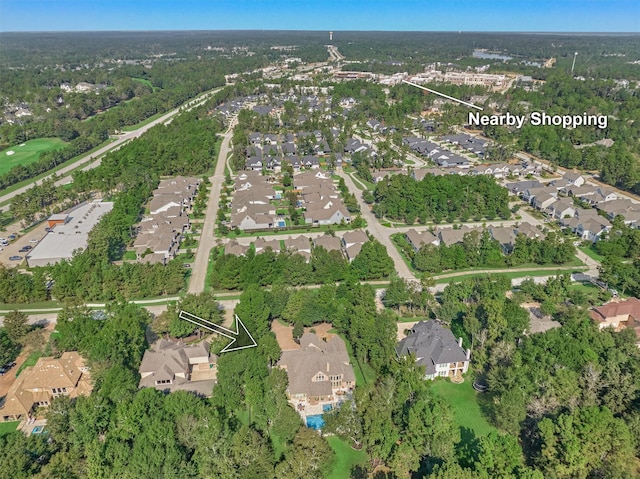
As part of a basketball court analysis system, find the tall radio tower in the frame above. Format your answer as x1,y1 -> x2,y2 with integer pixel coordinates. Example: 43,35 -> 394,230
329,31 -> 333,41
571,52 -> 578,75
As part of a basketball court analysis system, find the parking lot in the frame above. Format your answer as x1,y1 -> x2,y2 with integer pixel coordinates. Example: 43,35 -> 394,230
0,221 -> 50,268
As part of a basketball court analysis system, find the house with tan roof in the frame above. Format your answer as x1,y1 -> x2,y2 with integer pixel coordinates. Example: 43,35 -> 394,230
314,235 -> 343,253
1,352 -> 92,422
254,237 -> 281,254
590,298 -> 640,342
405,229 -> 439,252
139,340 -> 217,396
224,240 -> 248,256
277,333 -> 356,419
304,203 -> 351,226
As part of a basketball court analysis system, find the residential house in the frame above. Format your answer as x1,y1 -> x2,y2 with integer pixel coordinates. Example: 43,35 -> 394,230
437,226 -> 480,247
533,191 -> 558,210
304,204 -> 351,226
405,229 -> 439,252
139,340 -> 218,396
590,298 -> 640,341
284,235 -> 312,261
1,352 -> 92,422
548,198 -> 576,220
395,320 -> 470,381
314,234 -> 343,253
576,216 -> 612,243
489,226 -> 517,253
224,240 -> 248,256
277,333 -> 356,420
254,237 -> 281,254
341,229 -> 369,260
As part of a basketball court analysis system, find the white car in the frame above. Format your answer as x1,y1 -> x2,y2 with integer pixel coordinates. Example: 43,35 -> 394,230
29,239 -> 39,243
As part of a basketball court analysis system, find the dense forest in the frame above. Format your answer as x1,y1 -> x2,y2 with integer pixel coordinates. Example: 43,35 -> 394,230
3,274 -> 639,478
372,174 -> 511,223
209,239 -> 395,290
395,230 -> 577,274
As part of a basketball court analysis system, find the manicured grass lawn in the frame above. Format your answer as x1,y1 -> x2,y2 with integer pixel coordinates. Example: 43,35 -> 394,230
132,77 -> 153,89
430,379 -> 497,442
327,436 -> 368,479
123,250 -> 137,260
0,138 -> 67,176
0,300 -> 62,312
434,267 -> 588,285
0,421 -> 20,436
0,137 -> 116,205
336,333 -> 377,386
578,245 -> 605,263
270,431 -> 288,461
15,351 -> 42,377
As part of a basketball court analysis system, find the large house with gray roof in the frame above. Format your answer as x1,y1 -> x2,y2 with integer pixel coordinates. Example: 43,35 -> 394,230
396,320 -> 470,381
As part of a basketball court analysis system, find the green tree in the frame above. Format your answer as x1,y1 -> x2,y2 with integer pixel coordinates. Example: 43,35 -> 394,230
275,428 -> 334,479
3,310 -> 29,343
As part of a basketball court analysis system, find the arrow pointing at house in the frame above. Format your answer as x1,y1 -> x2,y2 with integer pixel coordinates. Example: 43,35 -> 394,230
178,310 -> 257,353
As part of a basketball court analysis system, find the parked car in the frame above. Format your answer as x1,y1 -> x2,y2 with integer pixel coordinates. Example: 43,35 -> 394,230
0,362 -> 16,375
29,238 -> 39,243
7,234 -> 17,240
9,255 -> 23,261
18,246 -> 32,252
182,263 -> 192,268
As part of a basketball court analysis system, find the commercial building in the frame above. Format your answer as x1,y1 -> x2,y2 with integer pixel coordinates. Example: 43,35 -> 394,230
26,201 -> 114,267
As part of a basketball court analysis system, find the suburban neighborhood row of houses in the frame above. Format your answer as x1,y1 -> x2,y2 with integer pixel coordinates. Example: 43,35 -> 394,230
508,172 -> 640,241
229,170 -> 352,231
245,129 -> 343,172
224,229 -> 370,262
132,176 -> 200,264
405,221 -> 544,253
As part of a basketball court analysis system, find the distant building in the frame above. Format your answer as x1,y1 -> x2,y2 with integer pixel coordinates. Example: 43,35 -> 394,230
396,320 -> 470,381
26,201 -> 114,267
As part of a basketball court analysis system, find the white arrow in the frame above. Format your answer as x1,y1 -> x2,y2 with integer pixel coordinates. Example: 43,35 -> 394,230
178,310 -> 257,353
402,80 -> 483,110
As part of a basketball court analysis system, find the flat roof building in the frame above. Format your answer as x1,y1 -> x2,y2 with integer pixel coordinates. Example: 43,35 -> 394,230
26,201 -> 114,267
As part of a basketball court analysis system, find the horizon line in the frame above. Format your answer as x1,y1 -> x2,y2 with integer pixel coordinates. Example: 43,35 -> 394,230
1,29 -> 638,35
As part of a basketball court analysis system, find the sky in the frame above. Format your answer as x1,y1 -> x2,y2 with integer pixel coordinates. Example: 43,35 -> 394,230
1,0 -> 638,33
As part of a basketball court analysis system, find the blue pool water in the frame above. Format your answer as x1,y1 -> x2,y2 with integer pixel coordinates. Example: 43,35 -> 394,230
32,426 -> 44,434
306,414 -> 325,429
277,221 -> 286,227
322,404 -> 333,412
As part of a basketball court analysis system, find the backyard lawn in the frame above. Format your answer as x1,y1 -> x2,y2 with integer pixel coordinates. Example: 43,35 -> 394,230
327,436 -> 368,479
0,421 -> 19,436
430,379 -> 497,442
15,351 -> 42,377
0,138 -> 67,176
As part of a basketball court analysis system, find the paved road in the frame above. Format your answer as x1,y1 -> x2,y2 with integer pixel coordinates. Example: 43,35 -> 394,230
188,117 -> 237,294
336,170 -> 416,280
0,88 -> 221,213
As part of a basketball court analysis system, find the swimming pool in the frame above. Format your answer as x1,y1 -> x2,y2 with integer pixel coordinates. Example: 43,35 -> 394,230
306,414 -> 325,430
322,404 -> 333,412
32,426 -> 44,434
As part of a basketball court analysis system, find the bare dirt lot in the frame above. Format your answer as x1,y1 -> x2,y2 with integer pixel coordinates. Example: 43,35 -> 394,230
271,320 -> 336,352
